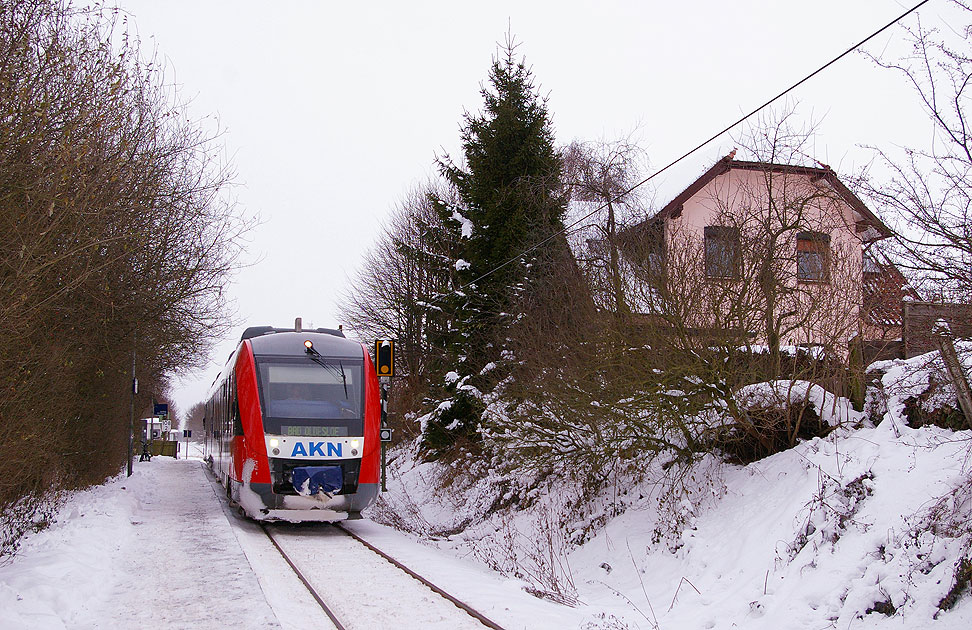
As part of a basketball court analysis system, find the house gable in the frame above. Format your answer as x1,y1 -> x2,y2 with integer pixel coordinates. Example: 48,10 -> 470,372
652,155 -> 892,242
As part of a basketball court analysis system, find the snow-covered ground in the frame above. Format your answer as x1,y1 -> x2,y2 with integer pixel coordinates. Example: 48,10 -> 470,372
0,451 -> 280,629
2,347 -> 971,629
377,423 -> 972,629
0,450 -> 585,629
376,349 -> 972,629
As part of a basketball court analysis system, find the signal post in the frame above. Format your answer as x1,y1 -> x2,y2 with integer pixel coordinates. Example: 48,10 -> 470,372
375,340 -> 395,492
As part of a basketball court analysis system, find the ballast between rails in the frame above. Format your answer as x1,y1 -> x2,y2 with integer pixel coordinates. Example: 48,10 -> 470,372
259,523 -> 348,630
259,523 -> 507,630
332,523 -> 507,630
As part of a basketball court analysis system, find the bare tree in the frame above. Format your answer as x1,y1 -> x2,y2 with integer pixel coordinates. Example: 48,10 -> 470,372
564,133 -> 650,317
338,179 -> 464,434
0,0 -> 248,557
183,401 -> 206,437
865,1 -> 972,302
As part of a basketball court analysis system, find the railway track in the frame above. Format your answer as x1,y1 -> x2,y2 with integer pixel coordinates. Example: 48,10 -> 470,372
260,523 -> 346,629
260,522 -> 507,630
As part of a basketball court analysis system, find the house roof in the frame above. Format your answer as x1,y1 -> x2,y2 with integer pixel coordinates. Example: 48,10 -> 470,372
651,155 -> 893,241
862,250 -> 923,328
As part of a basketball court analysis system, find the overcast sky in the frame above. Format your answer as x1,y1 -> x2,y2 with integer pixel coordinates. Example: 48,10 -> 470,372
106,0 -> 946,417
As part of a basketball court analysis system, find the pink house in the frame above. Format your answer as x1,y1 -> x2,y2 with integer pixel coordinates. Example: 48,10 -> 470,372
629,154 -> 893,356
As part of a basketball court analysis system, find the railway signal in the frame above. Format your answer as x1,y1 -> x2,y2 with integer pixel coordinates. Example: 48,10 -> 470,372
375,339 -> 394,377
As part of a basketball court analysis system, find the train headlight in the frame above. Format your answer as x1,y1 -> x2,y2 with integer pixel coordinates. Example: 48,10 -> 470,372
304,340 -> 314,352
351,440 -> 360,450
270,438 -> 279,448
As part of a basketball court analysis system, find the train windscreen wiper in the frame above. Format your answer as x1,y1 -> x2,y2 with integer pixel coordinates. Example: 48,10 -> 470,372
303,340 -> 348,398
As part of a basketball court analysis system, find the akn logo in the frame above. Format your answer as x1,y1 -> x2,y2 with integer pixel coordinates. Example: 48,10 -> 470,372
290,442 -> 342,458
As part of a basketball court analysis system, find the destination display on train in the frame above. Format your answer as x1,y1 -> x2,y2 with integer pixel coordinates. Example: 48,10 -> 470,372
281,425 -> 349,437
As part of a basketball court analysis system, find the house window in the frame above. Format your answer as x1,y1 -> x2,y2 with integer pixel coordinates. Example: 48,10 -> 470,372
797,231 -> 830,282
704,226 -> 740,279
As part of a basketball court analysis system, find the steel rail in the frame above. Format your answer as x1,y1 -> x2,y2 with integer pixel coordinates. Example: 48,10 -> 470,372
260,524 -> 348,630
333,523 -> 507,630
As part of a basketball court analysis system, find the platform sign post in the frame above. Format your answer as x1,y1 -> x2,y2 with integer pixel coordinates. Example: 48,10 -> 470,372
151,403 -> 168,454
155,403 -> 168,438
183,429 -> 192,460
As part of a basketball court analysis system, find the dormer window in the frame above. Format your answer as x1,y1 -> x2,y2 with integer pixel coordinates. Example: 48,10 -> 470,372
797,231 -> 830,282
704,226 -> 740,279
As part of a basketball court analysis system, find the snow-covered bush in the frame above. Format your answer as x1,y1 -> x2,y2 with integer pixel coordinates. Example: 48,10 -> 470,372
705,380 -> 863,463
0,491 -> 59,562
870,341 -> 972,432
903,378 -> 967,430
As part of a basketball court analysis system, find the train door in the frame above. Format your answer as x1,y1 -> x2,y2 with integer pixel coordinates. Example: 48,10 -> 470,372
221,380 -> 230,481
203,402 -> 210,464
230,373 -> 242,480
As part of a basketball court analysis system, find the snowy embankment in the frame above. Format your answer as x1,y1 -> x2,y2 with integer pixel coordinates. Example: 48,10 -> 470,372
376,348 -> 972,629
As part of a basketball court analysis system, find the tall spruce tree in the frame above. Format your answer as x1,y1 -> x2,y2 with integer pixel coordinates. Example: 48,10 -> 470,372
421,39 -> 575,454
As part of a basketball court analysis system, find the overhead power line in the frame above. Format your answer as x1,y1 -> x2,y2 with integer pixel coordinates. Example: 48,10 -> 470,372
442,0 -> 932,302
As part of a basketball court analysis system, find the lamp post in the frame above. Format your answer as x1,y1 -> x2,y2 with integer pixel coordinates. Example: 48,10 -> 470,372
127,328 -> 136,477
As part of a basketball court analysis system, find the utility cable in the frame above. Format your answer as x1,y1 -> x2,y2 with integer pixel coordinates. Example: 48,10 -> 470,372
441,0 -> 932,301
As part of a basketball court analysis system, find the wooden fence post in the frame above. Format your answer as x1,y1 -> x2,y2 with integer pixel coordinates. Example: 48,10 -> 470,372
933,320 -> 972,430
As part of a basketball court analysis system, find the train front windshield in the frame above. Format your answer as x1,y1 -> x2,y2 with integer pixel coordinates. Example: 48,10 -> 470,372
257,359 -> 364,437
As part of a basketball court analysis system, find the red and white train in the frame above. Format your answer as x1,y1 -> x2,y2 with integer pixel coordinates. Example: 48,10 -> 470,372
204,322 -> 382,521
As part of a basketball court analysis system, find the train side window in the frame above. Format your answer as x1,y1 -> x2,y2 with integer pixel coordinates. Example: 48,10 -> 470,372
232,400 -> 243,436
